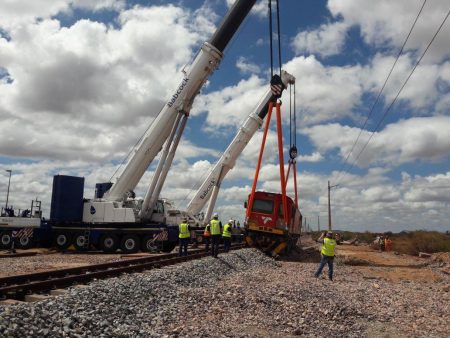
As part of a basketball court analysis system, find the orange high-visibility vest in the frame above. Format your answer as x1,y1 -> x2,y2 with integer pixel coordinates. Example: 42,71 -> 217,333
204,224 -> 211,237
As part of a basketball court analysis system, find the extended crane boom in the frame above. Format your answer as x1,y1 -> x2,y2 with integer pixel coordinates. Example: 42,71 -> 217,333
105,0 -> 257,204
186,70 -> 295,222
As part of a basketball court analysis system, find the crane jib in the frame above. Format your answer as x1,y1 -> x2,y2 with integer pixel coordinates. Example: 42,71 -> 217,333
167,77 -> 189,108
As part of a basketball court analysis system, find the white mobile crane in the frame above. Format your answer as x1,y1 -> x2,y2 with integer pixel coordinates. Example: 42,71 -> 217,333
185,71 -> 295,223
45,0 -> 259,253
82,0 -> 257,226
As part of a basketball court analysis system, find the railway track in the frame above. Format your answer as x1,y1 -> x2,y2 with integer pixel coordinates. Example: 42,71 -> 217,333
0,243 -> 246,300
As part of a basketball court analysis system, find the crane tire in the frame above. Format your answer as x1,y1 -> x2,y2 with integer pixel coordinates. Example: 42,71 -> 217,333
54,233 -> 71,250
0,231 -> 12,249
99,234 -> 119,253
120,235 -> 140,254
15,235 -> 33,249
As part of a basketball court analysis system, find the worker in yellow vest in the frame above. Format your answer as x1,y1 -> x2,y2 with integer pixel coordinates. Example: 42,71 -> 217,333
314,231 -> 337,281
203,223 -> 211,253
210,213 -> 222,258
222,220 -> 233,252
178,217 -> 191,257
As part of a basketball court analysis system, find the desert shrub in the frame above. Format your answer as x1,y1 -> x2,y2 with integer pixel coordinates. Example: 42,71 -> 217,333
392,231 -> 450,255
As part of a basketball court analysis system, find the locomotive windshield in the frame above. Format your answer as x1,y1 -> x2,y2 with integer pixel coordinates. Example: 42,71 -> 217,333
251,199 -> 274,214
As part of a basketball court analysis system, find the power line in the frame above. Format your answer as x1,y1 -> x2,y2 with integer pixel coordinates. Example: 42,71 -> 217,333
336,5 -> 449,185
335,0 -> 427,184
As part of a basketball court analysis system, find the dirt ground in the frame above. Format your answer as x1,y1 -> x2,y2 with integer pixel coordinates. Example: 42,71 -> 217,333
299,235 -> 448,283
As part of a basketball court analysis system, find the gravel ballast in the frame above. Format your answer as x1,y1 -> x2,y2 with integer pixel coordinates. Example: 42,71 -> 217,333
0,248 -> 449,337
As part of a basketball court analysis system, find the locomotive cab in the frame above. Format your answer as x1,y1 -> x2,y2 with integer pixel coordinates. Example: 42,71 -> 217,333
245,191 -> 301,240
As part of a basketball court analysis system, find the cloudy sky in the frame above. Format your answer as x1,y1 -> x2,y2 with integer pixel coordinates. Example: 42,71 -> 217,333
0,0 -> 449,232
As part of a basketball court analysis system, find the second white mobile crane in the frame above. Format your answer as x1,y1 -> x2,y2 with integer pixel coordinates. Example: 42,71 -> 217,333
185,71 -> 295,223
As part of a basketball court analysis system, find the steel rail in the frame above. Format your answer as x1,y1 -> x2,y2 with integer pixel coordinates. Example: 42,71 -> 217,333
0,243 -> 246,300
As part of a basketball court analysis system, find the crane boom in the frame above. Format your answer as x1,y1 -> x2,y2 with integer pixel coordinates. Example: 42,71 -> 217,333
186,70 -> 295,218
105,0 -> 257,202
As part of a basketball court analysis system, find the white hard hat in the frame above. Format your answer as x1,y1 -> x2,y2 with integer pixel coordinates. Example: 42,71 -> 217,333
213,213 -> 218,218
229,219 -> 234,223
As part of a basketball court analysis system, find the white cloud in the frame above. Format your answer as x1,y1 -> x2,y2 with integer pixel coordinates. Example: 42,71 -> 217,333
0,4 -> 215,162
328,0 -> 450,63
236,56 -> 261,74
0,0 -> 125,29
192,75 -> 267,128
298,152 -> 323,162
284,55 -> 364,124
303,116 -> 450,168
292,21 -> 349,57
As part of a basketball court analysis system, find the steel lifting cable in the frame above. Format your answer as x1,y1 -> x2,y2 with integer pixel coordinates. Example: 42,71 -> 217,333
276,0 -> 282,76
289,84 -> 292,146
268,0 -> 282,77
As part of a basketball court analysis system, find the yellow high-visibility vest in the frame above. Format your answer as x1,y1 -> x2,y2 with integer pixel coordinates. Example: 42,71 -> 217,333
321,237 -> 336,256
179,223 -> 190,239
210,219 -> 221,235
222,223 -> 232,238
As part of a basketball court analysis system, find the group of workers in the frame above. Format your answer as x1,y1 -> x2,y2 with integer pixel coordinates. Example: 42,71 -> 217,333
376,234 -> 393,252
178,213 -> 235,257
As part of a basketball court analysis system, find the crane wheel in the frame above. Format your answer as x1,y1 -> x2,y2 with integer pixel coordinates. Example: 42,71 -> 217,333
54,233 -> 71,250
73,233 -> 89,251
120,235 -> 140,254
0,231 -> 12,249
99,234 -> 119,253
161,241 -> 177,253
15,235 -> 33,249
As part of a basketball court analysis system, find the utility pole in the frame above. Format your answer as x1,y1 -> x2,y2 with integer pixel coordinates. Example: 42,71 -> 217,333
5,169 -> 12,209
328,180 -> 338,231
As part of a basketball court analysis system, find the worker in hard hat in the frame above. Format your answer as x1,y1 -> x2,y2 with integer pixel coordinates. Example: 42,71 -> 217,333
209,213 -> 222,258
178,217 -> 191,257
222,219 -> 233,252
314,231 -> 337,281
203,222 -> 211,253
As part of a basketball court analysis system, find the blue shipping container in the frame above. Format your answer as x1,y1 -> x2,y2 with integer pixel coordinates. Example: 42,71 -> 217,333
50,175 -> 85,223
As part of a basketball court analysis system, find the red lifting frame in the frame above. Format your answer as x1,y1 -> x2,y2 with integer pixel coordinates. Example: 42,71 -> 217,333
246,101 -> 289,225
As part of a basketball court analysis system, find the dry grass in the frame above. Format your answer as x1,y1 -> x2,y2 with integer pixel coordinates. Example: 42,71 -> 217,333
391,231 -> 450,255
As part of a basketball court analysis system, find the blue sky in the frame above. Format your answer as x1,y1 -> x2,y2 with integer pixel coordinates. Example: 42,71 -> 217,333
0,0 -> 449,232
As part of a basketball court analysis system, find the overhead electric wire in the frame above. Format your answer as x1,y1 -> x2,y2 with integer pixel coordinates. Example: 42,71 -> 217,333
334,0 -> 428,184
336,6 -> 450,185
